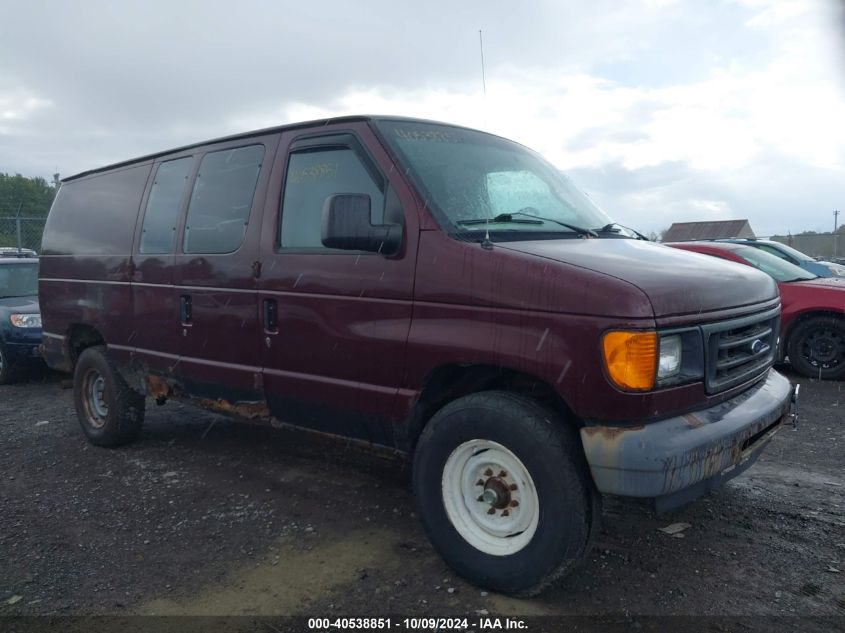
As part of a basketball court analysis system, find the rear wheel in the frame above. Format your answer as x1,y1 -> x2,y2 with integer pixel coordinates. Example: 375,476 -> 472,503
413,391 -> 599,596
73,346 -> 145,446
787,316 -> 845,380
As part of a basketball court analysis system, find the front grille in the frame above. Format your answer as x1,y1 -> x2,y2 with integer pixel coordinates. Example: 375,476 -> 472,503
702,307 -> 780,394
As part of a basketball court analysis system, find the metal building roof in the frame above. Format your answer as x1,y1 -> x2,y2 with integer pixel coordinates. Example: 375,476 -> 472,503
662,219 -> 755,242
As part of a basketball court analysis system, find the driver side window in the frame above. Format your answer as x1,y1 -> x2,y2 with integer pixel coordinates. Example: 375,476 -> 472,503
279,147 -> 385,249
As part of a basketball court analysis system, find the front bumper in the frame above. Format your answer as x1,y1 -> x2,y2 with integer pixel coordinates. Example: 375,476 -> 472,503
580,369 -> 795,511
2,339 -> 44,364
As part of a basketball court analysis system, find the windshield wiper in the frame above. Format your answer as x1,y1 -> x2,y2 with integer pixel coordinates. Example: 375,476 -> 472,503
456,213 -> 597,237
457,214 -> 543,226
594,222 -> 649,240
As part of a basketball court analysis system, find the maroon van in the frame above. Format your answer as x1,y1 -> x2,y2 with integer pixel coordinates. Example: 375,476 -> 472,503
39,116 -> 796,595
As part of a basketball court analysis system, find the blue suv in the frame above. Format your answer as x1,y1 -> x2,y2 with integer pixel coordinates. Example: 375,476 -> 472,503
718,239 -> 845,278
0,249 -> 42,383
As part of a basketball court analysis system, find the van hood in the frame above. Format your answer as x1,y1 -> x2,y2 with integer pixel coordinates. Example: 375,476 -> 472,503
498,238 -> 778,317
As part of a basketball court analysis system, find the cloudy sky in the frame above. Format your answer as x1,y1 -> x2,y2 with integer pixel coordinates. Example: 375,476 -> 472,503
1,0 -> 843,236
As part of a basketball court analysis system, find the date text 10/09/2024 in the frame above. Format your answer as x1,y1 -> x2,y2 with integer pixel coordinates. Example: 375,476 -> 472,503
307,617 -> 528,630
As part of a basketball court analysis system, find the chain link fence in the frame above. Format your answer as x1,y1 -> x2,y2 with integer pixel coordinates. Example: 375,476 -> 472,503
0,216 -> 48,253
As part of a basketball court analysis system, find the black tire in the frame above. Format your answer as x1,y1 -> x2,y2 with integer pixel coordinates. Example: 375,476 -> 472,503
412,391 -> 599,596
73,345 -> 145,446
786,316 -> 845,380
0,343 -> 14,385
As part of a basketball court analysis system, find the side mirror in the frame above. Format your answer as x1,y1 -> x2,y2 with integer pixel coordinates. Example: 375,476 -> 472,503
321,194 -> 402,256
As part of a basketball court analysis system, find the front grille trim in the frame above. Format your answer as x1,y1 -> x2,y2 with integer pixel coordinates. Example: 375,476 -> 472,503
701,306 -> 780,394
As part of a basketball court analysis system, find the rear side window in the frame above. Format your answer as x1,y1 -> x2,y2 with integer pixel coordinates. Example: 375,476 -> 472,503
183,144 -> 264,254
140,156 -> 193,254
42,164 -> 151,256
280,148 -> 384,249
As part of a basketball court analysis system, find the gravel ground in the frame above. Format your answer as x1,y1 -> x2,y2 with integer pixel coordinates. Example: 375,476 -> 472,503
0,366 -> 842,626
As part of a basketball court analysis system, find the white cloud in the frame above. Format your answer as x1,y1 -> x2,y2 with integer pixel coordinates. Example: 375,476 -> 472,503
0,0 -> 842,236
0,88 -> 52,129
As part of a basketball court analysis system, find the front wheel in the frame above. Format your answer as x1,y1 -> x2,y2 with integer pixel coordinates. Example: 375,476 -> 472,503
73,346 -> 145,446
413,391 -> 599,596
787,316 -> 845,380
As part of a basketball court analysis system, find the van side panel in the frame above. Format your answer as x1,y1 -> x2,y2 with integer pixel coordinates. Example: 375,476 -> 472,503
258,123 -> 419,445
39,164 -> 152,370
128,154 -> 196,381
171,135 -> 280,410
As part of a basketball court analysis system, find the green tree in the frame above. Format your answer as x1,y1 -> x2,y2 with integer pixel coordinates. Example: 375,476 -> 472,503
0,173 -> 57,218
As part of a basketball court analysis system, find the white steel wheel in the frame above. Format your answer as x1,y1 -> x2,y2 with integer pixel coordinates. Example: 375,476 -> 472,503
441,439 -> 540,556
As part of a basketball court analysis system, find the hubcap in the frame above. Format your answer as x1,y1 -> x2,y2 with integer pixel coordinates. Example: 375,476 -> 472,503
441,439 -> 540,556
802,327 -> 845,369
83,369 -> 108,427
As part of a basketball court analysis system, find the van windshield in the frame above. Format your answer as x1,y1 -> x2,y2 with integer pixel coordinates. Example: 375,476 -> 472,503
0,262 -> 39,298
373,120 -> 616,240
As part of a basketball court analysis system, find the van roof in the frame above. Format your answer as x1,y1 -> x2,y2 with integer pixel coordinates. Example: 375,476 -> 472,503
62,115 -> 488,183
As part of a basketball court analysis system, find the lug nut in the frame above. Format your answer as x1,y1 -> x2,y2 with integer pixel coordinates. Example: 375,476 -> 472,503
484,468 -> 493,477
502,510 -> 510,517
510,500 -> 520,508
476,479 -> 485,486
509,483 -> 518,491
499,470 -> 507,478
487,507 -> 496,515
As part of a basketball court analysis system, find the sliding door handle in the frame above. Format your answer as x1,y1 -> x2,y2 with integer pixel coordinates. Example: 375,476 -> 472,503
180,294 -> 192,324
263,298 -> 278,332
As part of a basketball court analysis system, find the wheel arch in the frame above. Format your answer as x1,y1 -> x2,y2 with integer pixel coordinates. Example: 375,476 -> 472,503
66,323 -> 106,368
402,363 -> 580,453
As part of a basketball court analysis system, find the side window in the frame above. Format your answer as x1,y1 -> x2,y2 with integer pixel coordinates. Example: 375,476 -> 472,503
140,157 -> 193,254
280,148 -> 384,249
757,244 -> 792,263
183,144 -> 264,254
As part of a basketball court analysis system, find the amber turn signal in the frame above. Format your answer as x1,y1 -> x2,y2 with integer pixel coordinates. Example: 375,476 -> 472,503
602,330 -> 657,391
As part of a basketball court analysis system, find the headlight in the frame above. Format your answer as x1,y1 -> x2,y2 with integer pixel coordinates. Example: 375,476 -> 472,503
602,330 -> 657,391
10,313 -> 42,328
602,328 -> 704,391
657,335 -> 682,379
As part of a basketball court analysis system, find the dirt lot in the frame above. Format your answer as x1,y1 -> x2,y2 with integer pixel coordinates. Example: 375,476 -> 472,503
0,366 -> 842,628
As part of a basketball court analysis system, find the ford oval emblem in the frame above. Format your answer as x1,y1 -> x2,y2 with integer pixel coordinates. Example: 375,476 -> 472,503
750,339 -> 765,354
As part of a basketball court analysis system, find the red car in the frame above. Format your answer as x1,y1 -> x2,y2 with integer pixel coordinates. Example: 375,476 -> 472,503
668,241 -> 845,380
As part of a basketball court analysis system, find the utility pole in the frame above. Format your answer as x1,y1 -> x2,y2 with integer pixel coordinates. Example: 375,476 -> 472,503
15,202 -> 22,254
479,30 -> 487,97
835,209 -> 840,259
